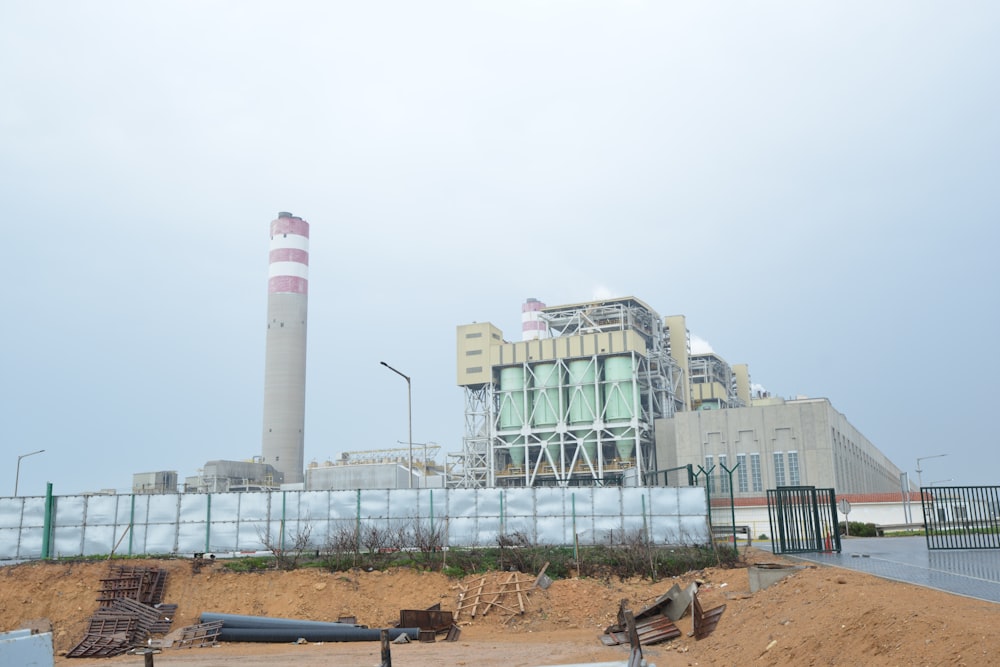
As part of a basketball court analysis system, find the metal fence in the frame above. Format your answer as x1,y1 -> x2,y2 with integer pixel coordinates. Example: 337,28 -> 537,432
0,486 -> 711,560
766,486 -> 841,555
921,486 -> 1000,550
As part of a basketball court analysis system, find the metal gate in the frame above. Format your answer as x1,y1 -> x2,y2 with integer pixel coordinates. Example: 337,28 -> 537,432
921,486 -> 1000,550
767,486 -> 841,555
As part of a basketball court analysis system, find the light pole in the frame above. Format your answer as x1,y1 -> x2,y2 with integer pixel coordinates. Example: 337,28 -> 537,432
15,449 -> 45,496
380,361 -> 413,489
916,453 -> 947,488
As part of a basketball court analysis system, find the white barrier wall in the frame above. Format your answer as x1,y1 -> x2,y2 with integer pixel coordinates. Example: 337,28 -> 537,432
0,487 -> 710,560
0,629 -> 53,667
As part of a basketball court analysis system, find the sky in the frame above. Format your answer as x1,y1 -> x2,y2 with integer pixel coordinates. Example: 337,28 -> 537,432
2,1 -> 998,496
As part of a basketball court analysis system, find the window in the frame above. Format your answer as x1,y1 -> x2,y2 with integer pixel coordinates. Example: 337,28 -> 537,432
788,451 -> 800,486
719,454 -> 729,493
774,452 -> 786,487
750,453 -> 762,492
736,454 -> 748,493
465,332 -> 483,339
704,455 -> 715,494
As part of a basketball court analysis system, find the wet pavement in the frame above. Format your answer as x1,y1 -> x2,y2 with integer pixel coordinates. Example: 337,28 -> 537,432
785,536 -> 1000,604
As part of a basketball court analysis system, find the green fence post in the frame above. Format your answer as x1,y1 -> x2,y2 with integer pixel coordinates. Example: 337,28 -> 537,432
281,491 -> 287,553
499,489 -> 505,535
721,462 -> 740,548
356,489 -> 362,555
572,492 -> 578,562
41,483 -> 53,559
128,494 -> 136,556
205,494 -> 212,553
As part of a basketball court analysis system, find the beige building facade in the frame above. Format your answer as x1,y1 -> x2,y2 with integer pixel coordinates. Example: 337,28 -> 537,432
655,397 -> 906,496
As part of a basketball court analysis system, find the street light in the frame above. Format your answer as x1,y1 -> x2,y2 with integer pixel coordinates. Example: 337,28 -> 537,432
916,453 -> 947,487
380,361 -> 413,489
15,449 -> 45,496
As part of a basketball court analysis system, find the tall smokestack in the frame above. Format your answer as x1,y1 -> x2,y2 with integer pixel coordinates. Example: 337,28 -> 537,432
522,297 -> 548,341
261,212 -> 309,484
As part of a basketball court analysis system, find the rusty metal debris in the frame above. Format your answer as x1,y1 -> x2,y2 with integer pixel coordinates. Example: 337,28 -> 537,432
97,565 -> 168,607
601,583 -> 727,648
601,598 -> 681,647
67,566 -> 180,658
399,602 -> 463,642
691,591 -> 726,640
167,620 -> 224,648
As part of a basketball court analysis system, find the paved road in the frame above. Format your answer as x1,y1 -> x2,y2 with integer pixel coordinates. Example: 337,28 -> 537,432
785,535 -> 1000,604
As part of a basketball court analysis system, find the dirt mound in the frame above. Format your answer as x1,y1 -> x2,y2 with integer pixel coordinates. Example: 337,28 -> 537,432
2,548 -> 998,666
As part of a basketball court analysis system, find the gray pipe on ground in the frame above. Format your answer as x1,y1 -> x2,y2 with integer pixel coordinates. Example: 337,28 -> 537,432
200,612 -> 364,630
216,626 -> 419,643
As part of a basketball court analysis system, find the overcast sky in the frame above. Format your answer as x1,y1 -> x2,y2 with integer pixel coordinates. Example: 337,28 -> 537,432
3,2 -> 997,496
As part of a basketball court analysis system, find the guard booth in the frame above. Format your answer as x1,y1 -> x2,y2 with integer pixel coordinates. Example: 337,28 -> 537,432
921,485 -> 1000,550
767,486 -> 841,555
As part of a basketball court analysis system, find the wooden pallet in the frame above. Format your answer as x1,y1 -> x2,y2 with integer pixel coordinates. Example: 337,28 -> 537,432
454,564 -> 546,621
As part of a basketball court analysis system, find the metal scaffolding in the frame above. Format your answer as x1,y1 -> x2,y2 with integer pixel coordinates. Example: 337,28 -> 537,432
456,297 -> 682,488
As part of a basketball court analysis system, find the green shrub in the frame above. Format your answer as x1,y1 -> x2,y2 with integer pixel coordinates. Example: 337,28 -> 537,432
222,556 -> 273,572
842,521 -> 878,537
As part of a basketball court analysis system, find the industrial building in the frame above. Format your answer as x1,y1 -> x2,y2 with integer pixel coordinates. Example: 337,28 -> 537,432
455,296 -> 907,496
656,397 -> 905,496
305,447 -> 446,490
183,459 -> 283,493
131,471 -> 178,494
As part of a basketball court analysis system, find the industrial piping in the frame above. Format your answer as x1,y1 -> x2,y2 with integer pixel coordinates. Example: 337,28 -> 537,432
200,612 -> 419,643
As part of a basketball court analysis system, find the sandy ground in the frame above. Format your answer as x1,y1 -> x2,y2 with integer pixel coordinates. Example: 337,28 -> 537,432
2,545 -> 999,666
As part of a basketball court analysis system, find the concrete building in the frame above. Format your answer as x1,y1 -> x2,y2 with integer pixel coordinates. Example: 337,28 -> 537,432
305,447 -> 446,490
454,295 -> 906,496
260,212 -> 310,484
656,397 -> 906,497
132,471 -> 178,494
184,459 -> 283,493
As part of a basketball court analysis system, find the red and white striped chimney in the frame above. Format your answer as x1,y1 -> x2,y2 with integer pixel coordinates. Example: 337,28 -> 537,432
261,212 -> 310,485
522,297 -> 548,341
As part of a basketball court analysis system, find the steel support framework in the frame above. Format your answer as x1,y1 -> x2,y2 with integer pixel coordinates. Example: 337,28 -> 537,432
453,384 -> 493,488
456,298 -> 682,488
491,352 -> 670,487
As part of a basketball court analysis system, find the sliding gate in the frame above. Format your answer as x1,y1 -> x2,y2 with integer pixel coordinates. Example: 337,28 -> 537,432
921,486 -> 1000,550
767,486 -> 841,555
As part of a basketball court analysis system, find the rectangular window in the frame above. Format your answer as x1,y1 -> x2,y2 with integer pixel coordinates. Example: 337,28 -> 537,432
466,366 -> 483,374
736,454 -> 748,493
465,349 -> 482,356
704,455 -> 715,494
774,451 -> 786,487
718,454 -> 729,493
788,451 -> 800,486
750,453 -> 762,492
465,332 -> 483,338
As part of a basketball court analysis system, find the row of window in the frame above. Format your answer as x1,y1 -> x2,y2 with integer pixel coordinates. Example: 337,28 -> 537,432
704,451 -> 799,494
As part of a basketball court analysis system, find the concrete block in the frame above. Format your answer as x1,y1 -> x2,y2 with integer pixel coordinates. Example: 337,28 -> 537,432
0,629 -> 54,667
748,563 -> 806,592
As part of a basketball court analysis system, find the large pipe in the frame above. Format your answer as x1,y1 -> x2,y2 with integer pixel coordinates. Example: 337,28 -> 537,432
261,212 -> 310,485
200,612 -> 367,629
200,611 -> 420,643
217,627 -> 419,643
